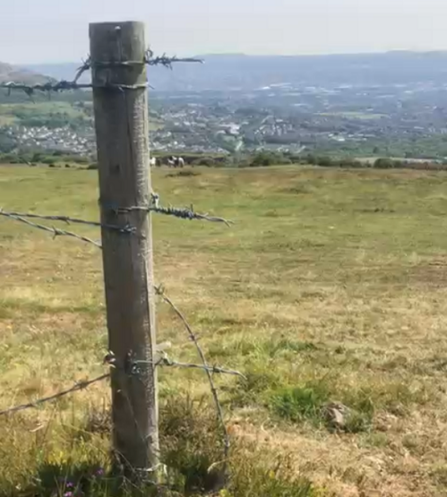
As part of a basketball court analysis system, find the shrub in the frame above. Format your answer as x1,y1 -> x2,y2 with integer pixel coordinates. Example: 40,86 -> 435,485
304,154 -> 317,165
339,158 -> 365,168
316,156 -> 334,167
374,158 -> 395,169
192,158 -> 217,167
0,153 -> 25,164
251,152 -> 276,167
288,155 -> 303,164
72,157 -> 89,165
250,152 -> 291,167
42,157 -> 56,165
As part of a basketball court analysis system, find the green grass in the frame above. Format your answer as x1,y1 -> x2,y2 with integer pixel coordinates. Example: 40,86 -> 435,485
1,165 -> 447,495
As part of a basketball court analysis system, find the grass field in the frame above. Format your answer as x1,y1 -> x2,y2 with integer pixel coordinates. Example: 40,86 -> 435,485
1,165 -> 447,496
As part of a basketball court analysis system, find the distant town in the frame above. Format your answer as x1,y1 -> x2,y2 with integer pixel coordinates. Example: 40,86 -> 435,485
2,52 -> 447,162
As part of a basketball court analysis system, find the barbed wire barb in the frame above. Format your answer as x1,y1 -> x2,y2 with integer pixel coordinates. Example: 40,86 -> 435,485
150,205 -> 232,226
145,49 -> 203,68
108,193 -> 232,226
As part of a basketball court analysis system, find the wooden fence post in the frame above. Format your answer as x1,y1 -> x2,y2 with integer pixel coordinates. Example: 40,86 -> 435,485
89,21 -> 159,478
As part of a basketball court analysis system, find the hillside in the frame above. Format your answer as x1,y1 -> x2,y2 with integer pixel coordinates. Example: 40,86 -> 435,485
0,62 -> 51,84
25,51 -> 447,91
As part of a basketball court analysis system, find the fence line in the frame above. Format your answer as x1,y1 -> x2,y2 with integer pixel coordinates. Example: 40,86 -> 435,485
0,199 -> 231,251
0,353 -> 242,418
0,201 -> 238,480
0,51 -> 202,97
0,374 -> 110,417
0,211 -> 102,248
0,196 -> 231,243
0,209 -> 136,233
0,35 -> 236,488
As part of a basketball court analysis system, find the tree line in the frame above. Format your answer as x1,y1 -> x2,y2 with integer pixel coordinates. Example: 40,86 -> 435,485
1,149 -> 446,171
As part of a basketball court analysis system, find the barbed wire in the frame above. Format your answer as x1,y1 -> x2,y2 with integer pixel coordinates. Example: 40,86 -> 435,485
131,356 -> 245,378
0,211 -> 102,248
75,50 -> 202,82
0,80 -> 149,97
1,50 -> 202,97
109,193 -> 232,226
154,285 -> 231,473
0,353 -> 242,417
0,209 -> 135,234
145,49 -> 203,68
1,196 -> 230,251
0,374 -> 110,417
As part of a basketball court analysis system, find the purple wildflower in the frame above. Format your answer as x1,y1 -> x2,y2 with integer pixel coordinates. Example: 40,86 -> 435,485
63,492 -> 74,497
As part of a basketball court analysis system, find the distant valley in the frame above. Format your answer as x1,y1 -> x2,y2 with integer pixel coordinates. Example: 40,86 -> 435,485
1,52 -> 447,161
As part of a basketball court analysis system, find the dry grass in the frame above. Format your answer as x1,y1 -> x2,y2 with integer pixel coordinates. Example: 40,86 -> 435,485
1,165 -> 447,495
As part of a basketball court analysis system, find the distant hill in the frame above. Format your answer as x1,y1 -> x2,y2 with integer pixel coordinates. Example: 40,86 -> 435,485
24,51 -> 447,92
0,62 -> 51,84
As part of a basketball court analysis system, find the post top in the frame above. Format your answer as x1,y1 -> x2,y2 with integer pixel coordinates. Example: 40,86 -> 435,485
89,21 -> 144,27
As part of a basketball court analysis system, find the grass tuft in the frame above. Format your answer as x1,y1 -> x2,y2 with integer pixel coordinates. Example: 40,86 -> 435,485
270,382 -> 331,424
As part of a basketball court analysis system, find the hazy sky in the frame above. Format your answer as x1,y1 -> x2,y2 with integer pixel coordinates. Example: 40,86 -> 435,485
0,0 -> 446,64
